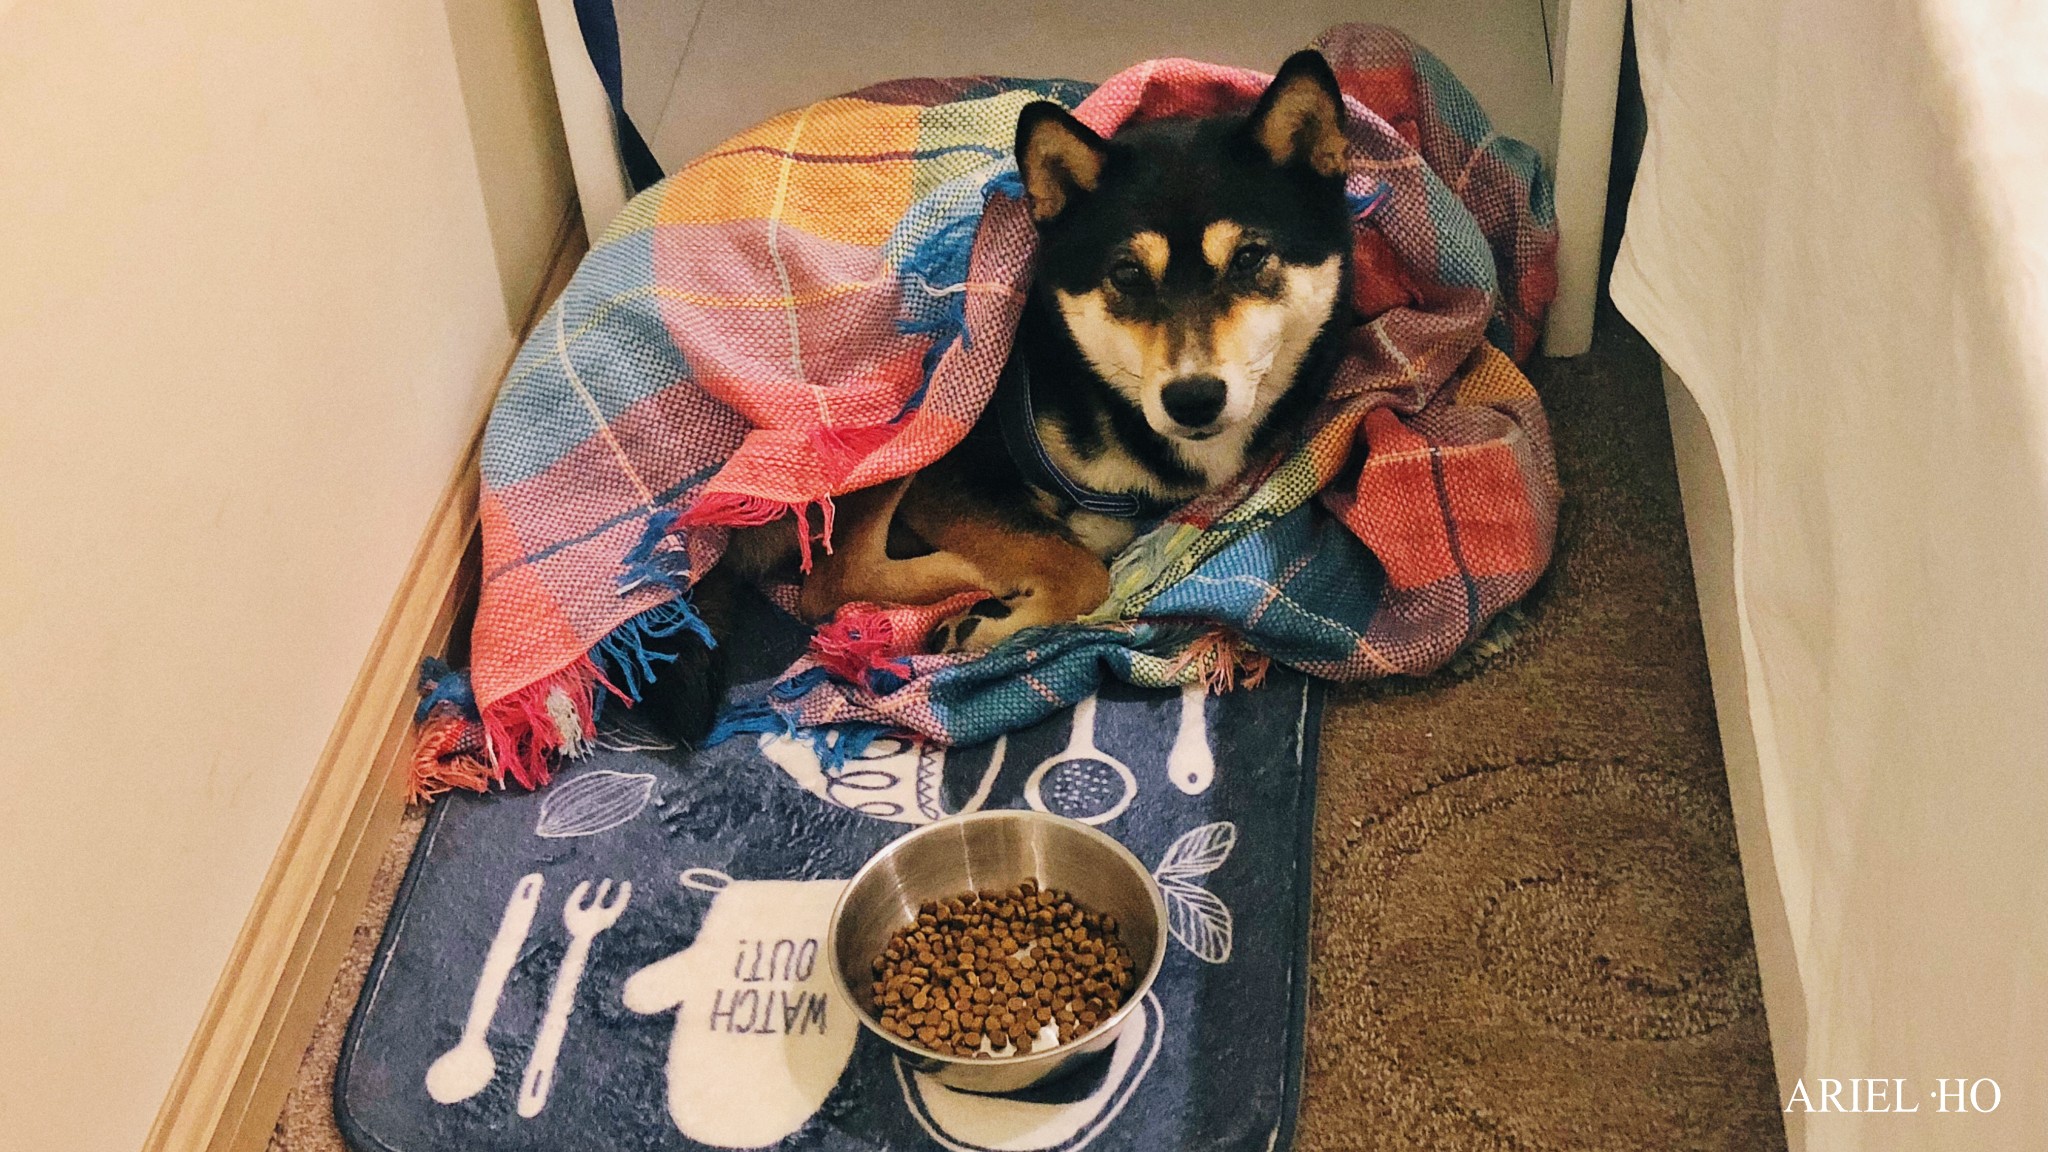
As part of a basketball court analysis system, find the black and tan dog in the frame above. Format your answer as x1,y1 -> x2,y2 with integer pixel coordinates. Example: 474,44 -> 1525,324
643,49 -> 1357,742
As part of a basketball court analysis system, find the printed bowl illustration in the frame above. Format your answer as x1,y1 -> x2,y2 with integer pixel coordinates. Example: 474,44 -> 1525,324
826,811 -> 1168,1094
895,990 -> 1166,1152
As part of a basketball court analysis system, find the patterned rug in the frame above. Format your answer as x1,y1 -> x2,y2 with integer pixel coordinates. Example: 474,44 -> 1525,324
336,590 -> 1323,1152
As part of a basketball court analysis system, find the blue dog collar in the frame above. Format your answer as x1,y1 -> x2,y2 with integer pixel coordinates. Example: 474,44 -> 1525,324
997,357 -> 1176,521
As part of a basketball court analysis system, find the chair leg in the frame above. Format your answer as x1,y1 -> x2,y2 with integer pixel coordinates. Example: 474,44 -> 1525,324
1543,0 -> 1628,357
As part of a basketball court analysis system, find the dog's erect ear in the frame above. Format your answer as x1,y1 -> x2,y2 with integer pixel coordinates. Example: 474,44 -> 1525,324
1248,50 -> 1348,177
1015,102 -> 1109,223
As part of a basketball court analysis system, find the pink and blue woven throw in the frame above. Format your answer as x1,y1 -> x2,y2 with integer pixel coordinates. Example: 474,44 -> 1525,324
426,24 -> 1560,794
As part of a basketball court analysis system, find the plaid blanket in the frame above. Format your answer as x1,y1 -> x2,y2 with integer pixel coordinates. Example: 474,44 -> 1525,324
437,23 -> 1559,793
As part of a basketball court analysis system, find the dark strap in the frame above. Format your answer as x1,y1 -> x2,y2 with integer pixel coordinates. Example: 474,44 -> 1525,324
997,358 -> 1175,521
572,0 -> 666,192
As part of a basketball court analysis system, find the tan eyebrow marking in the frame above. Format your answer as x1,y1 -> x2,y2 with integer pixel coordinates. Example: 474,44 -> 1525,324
1128,231 -> 1169,281
1202,221 -> 1246,272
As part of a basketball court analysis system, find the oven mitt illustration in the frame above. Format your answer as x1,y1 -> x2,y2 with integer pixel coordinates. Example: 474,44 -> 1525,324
622,869 -> 856,1148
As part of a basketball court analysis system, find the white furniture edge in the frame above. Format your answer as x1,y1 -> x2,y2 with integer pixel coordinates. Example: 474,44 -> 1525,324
1541,0 -> 1625,356
536,0 -> 632,241
537,2 -> 1625,355
1663,364 -> 1808,1148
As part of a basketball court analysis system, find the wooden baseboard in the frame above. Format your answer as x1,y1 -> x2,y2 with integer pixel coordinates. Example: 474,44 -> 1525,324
142,207 -> 587,1152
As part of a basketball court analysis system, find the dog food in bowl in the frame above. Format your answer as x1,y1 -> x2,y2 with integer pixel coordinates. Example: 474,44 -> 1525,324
868,879 -> 1134,1057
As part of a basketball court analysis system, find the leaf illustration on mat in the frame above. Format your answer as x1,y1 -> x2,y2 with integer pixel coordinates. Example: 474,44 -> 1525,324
1162,882 -> 1233,964
535,771 -> 657,838
1153,822 -> 1237,963
1153,821 -> 1236,882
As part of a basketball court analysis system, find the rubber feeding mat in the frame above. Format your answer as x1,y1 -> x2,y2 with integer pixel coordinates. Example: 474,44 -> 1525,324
337,590 -> 1323,1152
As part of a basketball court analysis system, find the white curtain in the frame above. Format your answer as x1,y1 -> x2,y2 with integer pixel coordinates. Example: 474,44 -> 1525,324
1615,1 -> 2048,1147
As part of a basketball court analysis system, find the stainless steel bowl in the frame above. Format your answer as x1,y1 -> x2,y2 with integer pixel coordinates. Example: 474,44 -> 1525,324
825,810 -> 1168,1093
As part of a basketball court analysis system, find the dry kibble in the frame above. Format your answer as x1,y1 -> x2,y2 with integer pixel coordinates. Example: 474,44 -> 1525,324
869,879 -> 1135,1059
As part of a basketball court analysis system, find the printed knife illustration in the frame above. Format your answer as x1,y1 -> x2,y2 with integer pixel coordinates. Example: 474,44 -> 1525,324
425,872 -> 545,1104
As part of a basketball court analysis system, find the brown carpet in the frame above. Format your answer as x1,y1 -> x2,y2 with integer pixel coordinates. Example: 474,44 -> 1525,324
1294,310 -> 1784,1151
268,806 -> 425,1152
270,309 -> 1784,1151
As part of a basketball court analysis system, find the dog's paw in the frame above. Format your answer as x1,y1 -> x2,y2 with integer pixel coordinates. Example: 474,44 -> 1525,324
925,597 -> 1017,653
632,566 -> 740,747
636,625 -> 728,746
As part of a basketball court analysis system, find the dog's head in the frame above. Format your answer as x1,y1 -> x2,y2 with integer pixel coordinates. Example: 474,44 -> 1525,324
1015,50 -> 1353,444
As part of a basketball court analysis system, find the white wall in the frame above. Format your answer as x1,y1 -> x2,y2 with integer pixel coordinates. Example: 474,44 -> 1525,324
617,0 -> 1560,175
0,1 -> 570,1149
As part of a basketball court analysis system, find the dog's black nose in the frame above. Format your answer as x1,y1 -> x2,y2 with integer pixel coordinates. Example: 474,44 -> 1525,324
1161,375 -> 1227,428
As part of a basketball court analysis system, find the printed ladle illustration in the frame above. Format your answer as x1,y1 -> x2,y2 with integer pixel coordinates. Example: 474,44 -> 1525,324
425,872 -> 544,1104
1167,682 -> 1215,795
1025,694 -> 1138,825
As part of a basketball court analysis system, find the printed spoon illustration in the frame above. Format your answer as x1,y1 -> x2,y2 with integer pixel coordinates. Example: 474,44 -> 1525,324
426,872 -> 545,1104
1024,694 -> 1137,825
1167,682 -> 1215,795
517,878 -> 632,1118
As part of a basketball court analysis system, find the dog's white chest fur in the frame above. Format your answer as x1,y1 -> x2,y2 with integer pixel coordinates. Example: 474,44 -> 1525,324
1166,421 -> 1260,489
1064,510 -> 1139,559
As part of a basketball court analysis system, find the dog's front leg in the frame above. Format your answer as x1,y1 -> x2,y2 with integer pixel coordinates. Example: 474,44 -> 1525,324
918,535 -> 1111,653
898,485 -> 1112,652
797,477 -> 992,623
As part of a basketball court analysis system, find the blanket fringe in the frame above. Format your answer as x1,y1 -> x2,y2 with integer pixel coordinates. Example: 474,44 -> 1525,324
409,705 -> 493,805
590,597 -> 715,701
705,696 -> 795,748
676,490 -> 791,528
677,492 -> 837,572
812,722 -> 900,771
707,696 -> 900,774
1167,629 -> 1272,693
416,600 -> 710,801
481,654 -> 623,790
616,506 -> 687,594
807,606 -> 915,692
708,664 -> 899,769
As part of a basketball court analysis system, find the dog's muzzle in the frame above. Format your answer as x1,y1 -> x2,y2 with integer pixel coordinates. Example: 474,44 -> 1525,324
1160,375 -> 1228,435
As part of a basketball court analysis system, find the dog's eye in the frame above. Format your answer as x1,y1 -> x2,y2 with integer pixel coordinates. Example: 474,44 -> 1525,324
1107,260 -> 1150,292
1228,243 -> 1271,278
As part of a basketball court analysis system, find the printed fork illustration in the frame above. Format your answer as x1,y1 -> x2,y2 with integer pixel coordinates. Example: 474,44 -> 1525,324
517,878 -> 632,1118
